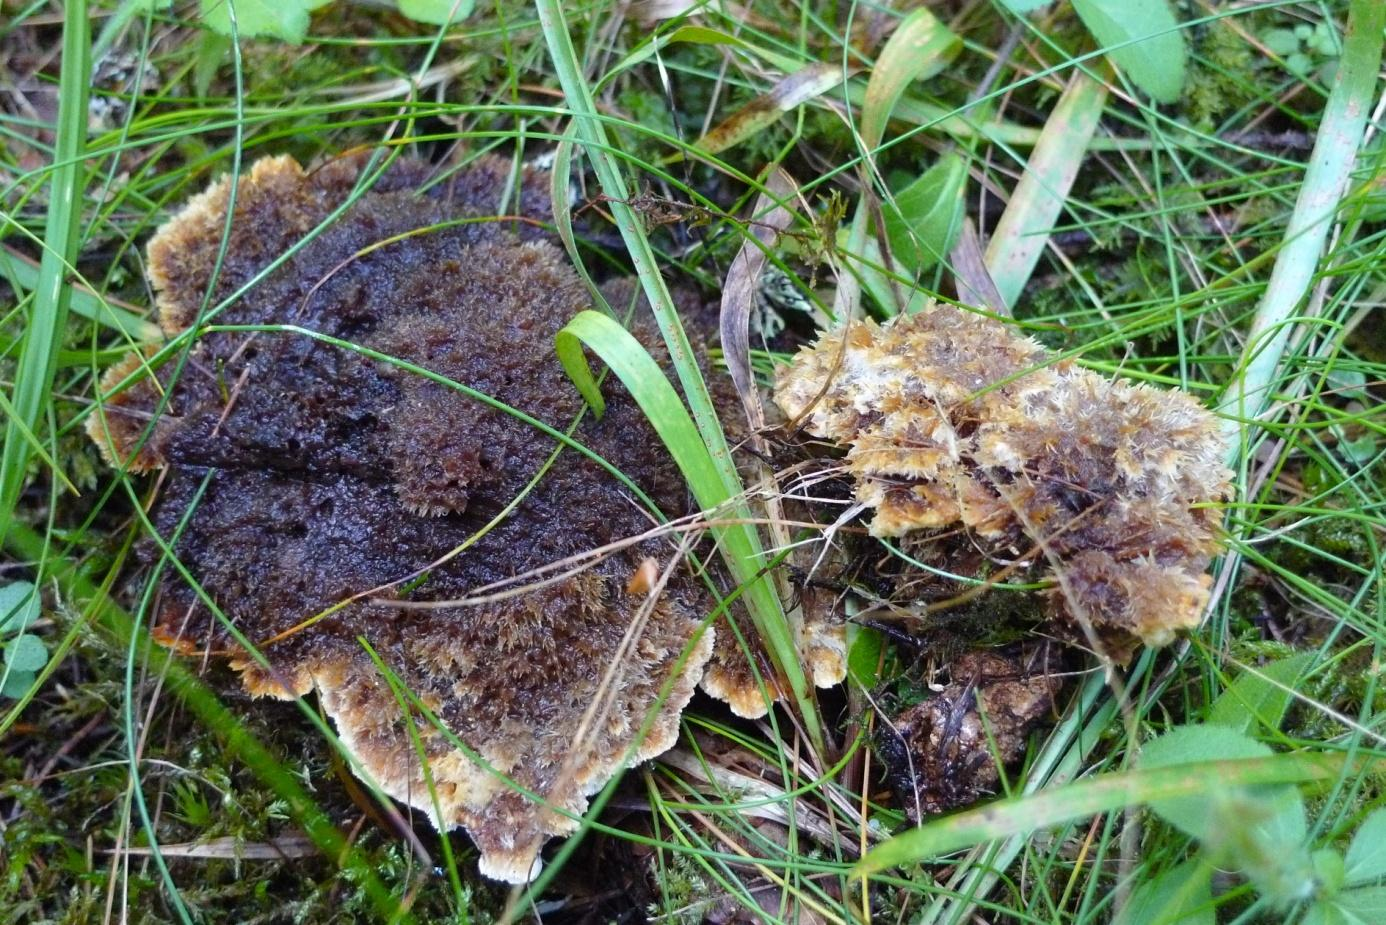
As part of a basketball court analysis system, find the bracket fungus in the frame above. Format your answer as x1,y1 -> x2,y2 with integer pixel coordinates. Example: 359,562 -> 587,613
87,153 -> 840,883
774,307 -> 1232,661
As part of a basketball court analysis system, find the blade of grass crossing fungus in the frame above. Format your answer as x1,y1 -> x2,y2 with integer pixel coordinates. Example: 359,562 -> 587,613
535,0 -> 822,751
0,6 -> 89,540
1221,0 -> 1386,461
555,312 -> 809,716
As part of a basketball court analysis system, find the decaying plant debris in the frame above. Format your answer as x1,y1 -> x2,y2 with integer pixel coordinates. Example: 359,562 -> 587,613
774,307 -> 1232,663
873,644 -> 1067,820
86,153 -> 846,883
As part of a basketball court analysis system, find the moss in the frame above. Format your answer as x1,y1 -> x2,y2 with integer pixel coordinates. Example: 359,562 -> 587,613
1186,18 -> 1260,130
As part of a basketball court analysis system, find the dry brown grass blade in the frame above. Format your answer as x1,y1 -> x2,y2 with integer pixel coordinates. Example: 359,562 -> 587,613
949,217 -> 1008,315
718,166 -> 798,439
110,834 -> 318,860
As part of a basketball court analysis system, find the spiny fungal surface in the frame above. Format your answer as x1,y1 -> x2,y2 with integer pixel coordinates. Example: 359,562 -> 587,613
773,307 -> 1231,660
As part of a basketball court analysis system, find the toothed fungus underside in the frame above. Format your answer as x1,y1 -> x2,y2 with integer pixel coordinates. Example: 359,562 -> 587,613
87,154 -> 842,884
773,309 -> 1231,660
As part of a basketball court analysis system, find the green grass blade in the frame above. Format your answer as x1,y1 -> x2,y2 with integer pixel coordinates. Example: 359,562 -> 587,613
536,0 -> 821,750
0,5 -> 90,540
856,751 -> 1353,876
1220,0 -> 1385,456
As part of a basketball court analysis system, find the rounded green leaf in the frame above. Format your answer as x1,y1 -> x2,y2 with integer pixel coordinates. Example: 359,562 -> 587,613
0,580 -> 40,633
1346,809 -> 1386,886
4,632 -> 48,673
199,0 -> 313,43
1070,0 -> 1187,104
397,0 -> 474,26
0,668 -> 36,700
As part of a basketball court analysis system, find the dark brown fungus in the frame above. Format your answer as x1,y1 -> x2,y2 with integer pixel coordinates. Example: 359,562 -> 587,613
774,307 -> 1232,661
875,644 -> 1066,819
86,154 -> 840,883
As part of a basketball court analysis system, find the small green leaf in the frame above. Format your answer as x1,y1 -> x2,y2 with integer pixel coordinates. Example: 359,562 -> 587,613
1207,652 -> 1313,735
194,31 -> 232,100
199,0 -> 314,43
1138,725 -> 1304,846
1329,886 -> 1386,924
1345,809 -> 1386,885
1114,858 -> 1214,925
1325,367 -> 1368,398
1316,848 -> 1348,895
4,633 -> 48,673
397,0 -> 473,26
847,622 -> 885,689
0,581 -> 41,633
882,153 -> 967,276
1070,0 -> 1187,104
1262,28 -> 1301,57
999,0 -> 1052,13
0,668 -> 36,700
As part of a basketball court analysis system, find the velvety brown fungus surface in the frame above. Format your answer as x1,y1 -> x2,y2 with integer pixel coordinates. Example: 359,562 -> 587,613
90,154 -> 737,883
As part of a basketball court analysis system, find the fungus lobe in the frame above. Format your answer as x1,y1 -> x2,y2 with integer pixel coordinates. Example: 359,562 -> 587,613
89,153 -> 780,882
774,307 -> 1232,660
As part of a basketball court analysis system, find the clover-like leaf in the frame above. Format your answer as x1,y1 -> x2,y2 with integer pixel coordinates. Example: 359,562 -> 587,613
0,581 -> 41,633
397,0 -> 474,26
0,668 -> 36,700
1345,809 -> 1386,886
4,632 -> 48,673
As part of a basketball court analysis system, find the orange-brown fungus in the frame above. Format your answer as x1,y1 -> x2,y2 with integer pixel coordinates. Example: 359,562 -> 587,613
774,307 -> 1231,660
88,153 -> 736,883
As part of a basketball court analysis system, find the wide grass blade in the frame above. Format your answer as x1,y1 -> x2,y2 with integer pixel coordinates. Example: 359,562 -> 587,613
1219,0 -> 1385,458
984,70 -> 1108,310
856,751 -> 1353,876
0,5 -> 90,540
556,310 -> 809,726
536,0 -> 822,750
0,248 -> 158,340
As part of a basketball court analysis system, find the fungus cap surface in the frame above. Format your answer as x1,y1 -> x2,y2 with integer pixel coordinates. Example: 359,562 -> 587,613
91,153 -> 730,882
773,306 -> 1231,660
